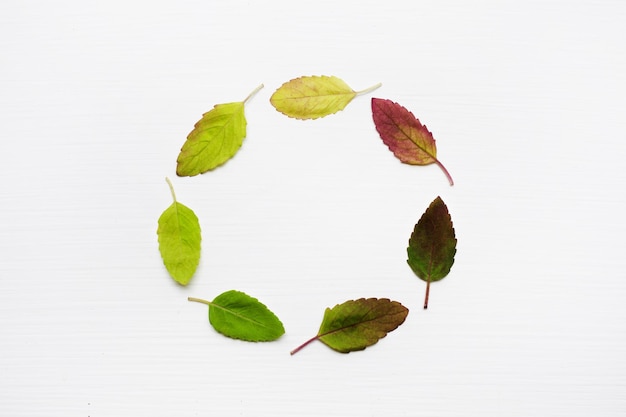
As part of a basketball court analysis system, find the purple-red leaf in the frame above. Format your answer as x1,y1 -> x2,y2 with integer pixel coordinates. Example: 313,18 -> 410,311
371,98 -> 453,186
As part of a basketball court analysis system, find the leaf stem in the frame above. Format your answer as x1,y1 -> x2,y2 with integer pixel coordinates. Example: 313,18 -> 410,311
290,334 -> 320,355
355,82 -> 382,96
423,281 -> 431,309
434,159 -> 454,186
243,84 -> 264,104
188,297 -> 211,306
165,177 -> 177,202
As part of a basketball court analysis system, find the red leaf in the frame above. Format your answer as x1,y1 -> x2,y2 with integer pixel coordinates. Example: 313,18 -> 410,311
371,98 -> 453,186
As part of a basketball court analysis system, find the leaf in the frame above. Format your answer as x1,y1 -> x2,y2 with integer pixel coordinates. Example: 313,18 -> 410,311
407,196 -> 457,309
157,178 -> 202,285
290,298 -> 408,355
270,75 -> 381,120
188,291 -> 285,342
176,84 -> 263,176
371,98 -> 454,186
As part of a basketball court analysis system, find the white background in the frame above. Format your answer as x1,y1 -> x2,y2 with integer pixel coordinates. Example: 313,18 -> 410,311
1,1 -> 625,416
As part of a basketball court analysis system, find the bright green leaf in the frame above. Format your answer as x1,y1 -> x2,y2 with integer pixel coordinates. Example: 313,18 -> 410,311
407,196 -> 457,309
188,290 -> 285,342
157,177 -> 201,285
270,75 -> 381,120
176,84 -> 263,176
290,298 -> 408,355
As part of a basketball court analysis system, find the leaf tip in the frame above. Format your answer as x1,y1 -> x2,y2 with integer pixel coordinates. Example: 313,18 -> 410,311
371,96 -> 385,109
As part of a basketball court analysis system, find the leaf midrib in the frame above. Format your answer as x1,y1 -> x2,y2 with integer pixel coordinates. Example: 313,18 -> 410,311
387,108 -> 436,159
318,305 -> 393,339
209,301 -> 275,330
427,218 -> 436,282
277,91 -> 355,101
186,103 -> 244,167
171,203 -> 192,262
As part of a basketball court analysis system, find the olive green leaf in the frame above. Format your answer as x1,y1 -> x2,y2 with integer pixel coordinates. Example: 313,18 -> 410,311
157,177 -> 201,285
290,298 -> 408,355
270,75 -> 381,120
407,196 -> 457,309
176,84 -> 263,176
188,291 -> 285,342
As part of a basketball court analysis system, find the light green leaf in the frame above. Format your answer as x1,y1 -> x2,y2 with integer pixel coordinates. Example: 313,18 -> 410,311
290,298 -> 408,354
157,177 -> 201,285
176,84 -> 263,176
270,75 -> 381,120
188,291 -> 285,342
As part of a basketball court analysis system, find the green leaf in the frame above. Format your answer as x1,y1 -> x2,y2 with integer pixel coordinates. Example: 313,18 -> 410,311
176,84 -> 263,176
188,291 -> 285,342
290,298 -> 408,355
157,177 -> 201,285
270,75 -> 381,120
407,196 -> 457,309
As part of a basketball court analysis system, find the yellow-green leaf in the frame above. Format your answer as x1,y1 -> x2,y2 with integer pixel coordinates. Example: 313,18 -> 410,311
157,178 -> 201,285
176,84 -> 263,176
270,75 -> 381,120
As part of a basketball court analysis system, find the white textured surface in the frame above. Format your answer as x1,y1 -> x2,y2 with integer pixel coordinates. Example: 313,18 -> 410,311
1,1 -> 625,416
